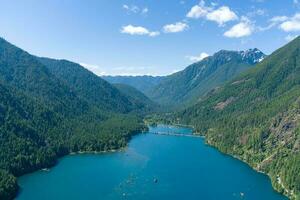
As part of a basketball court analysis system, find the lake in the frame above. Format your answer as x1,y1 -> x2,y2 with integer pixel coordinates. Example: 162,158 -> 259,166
17,125 -> 287,200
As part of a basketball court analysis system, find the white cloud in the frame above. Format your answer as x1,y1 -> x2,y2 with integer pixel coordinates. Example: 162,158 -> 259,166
257,16 -> 289,32
123,5 -> 129,10
258,13 -> 300,33
163,22 -> 189,33
280,20 -> 300,32
279,14 -> 300,32
186,1 -> 237,26
186,3 -> 209,19
271,16 -> 289,23
294,0 -> 299,5
149,31 -> 160,37
285,34 -> 298,41
121,25 -> 160,37
121,25 -> 149,35
224,17 -> 254,38
123,4 -> 148,15
186,52 -> 209,62
141,8 -> 148,14
206,6 -> 238,26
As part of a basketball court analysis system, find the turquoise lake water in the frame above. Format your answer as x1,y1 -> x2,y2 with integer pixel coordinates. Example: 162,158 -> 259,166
17,125 -> 287,200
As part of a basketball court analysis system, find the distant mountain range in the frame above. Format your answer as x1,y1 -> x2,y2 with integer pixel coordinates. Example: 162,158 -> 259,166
102,75 -> 164,95
104,49 -> 266,108
175,37 -> 300,199
148,48 -> 266,107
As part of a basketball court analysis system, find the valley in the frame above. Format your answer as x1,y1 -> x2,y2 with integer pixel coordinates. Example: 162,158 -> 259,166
0,36 -> 299,200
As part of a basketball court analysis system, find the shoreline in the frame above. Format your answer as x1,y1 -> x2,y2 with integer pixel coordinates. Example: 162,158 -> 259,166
16,124 -> 294,200
152,122 -> 294,199
191,131 -> 294,200
15,128 -> 147,199
38,148 -> 127,172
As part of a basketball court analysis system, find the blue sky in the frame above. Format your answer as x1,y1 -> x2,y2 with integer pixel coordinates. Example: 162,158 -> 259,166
0,0 -> 299,76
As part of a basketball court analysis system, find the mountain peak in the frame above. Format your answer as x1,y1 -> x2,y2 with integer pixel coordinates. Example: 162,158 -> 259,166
210,48 -> 266,65
239,48 -> 266,64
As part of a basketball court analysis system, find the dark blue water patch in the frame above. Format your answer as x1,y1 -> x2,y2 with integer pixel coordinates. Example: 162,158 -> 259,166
17,125 -> 287,200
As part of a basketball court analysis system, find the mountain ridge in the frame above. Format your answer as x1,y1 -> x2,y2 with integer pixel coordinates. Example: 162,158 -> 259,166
175,37 -> 300,199
0,38 -> 148,200
146,48 -> 266,107
103,75 -> 164,94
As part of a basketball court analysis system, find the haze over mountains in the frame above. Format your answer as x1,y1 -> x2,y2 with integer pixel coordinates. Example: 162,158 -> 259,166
103,75 -> 163,95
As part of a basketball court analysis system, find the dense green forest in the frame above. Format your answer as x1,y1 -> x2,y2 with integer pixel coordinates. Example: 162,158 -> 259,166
113,83 -> 159,113
0,38 -> 149,200
1,33 -> 300,200
175,37 -> 300,199
146,49 -> 265,107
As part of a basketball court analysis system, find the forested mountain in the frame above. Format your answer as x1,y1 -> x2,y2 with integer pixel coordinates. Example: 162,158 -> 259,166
113,83 -> 159,113
147,49 -> 265,107
0,38 -> 147,200
176,37 -> 300,199
103,75 -> 164,94
38,57 -> 153,113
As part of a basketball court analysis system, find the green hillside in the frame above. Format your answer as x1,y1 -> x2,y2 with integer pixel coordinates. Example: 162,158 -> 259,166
38,58 -> 141,113
0,38 -> 147,200
148,49 -> 265,107
114,83 -> 159,113
176,37 -> 300,199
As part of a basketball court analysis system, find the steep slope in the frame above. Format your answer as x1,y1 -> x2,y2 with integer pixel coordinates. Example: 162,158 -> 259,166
103,75 -> 164,94
38,58 -> 139,113
0,80 -> 61,199
0,38 -> 89,117
176,37 -> 300,199
0,38 -> 146,200
113,83 -> 159,113
148,49 -> 265,106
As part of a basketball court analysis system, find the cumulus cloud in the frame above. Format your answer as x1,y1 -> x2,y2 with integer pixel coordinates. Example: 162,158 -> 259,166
163,22 -> 189,33
121,25 -> 160,37
186,0 -> 237,26
257,16 -> 289,32
224,17 -> 254,38
258,13 -> 300,36
206,6 -> 238,26
279,13 -> 300,32
263,13 -> 300,32
186,52 -> 209,62
186,2 -> 210,19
